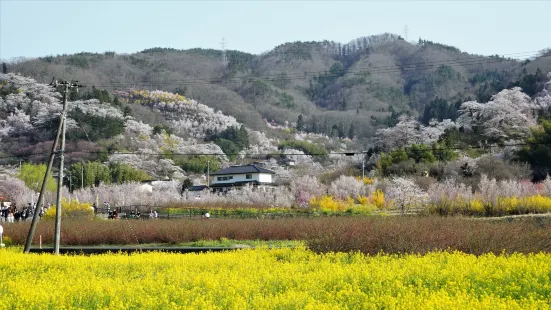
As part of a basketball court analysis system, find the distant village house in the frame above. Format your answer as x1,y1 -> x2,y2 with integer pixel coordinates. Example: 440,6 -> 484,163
208,164 -> 276,193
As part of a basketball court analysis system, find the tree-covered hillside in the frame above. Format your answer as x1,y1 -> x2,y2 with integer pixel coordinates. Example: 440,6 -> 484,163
4,34 -> 551,143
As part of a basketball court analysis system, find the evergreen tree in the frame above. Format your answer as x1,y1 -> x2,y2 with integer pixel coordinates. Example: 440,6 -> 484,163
2,62 -> 7,74
311,115 -> 319,133
348,123 -> 355,139
123,106 -> 132,117
342,95 -> 347,111
296,114 -> 304,131
338,122 -> 345,138
181,178 -> 193,195
518,119 -> 551,181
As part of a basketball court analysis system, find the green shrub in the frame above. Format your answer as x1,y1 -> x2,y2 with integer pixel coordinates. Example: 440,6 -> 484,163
279,140 -> 328,160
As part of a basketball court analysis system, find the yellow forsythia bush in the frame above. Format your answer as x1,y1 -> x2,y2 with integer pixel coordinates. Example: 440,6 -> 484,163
309,195 -> 354,212
357,190 -> 386,209
429,195 -> 551,216
370,189 -> 385,209
43,199 -> 93,220
1,248 -> 551,308
355,176 -> 375,185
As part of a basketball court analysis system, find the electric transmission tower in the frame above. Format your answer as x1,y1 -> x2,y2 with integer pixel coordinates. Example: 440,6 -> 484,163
403,25 -> 409,42
220,37 -> 228,67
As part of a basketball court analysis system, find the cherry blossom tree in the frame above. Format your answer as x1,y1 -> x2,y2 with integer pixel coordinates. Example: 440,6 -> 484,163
385,177 -> 427,214
290,175 -> 327,206
328,175 -> 365,200
456,87 -> 538,141
0,175 -> 34,206
374,115 -> 455,150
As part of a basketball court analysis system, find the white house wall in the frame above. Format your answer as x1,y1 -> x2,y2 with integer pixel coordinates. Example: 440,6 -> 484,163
258,173 -> 272,183
211,173 -> 273,184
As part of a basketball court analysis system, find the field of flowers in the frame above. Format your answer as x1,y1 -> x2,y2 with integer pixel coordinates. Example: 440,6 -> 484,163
0,248 -> 550,309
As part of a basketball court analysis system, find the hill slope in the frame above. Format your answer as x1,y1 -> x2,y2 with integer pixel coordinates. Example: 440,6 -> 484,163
5,33 -> 551,141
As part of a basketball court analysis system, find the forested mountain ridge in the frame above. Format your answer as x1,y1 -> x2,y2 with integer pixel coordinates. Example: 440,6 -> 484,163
4,33 -> 551,142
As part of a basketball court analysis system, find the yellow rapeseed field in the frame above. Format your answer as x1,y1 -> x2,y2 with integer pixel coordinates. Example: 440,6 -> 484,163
0,248 -> 550,309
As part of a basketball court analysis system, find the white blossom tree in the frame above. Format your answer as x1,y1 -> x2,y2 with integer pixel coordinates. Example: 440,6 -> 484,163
328,175 -> 365,200
456,87 -> 538,141
290,175 -> 327,206
385,177 -> 427,214
374,115 -> 455,150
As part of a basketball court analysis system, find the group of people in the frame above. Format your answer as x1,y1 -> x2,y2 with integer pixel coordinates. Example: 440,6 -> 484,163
90,201 -> 158,220
0,202 -> 48,224
2,200 -> 163,222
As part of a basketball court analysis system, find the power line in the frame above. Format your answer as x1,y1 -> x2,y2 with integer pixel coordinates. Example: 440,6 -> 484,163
74,51 -> 546,88
2,140 -> 551,161
87,53 -> 542,87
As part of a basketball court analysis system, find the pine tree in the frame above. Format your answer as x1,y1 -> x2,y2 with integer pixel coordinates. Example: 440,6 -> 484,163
296,114 -> 304,131
338,122 -> 345,138
348,123 -> 355,139
2,62 -> 7,74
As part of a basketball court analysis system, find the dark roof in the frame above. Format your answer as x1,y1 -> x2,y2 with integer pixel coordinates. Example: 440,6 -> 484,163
209,164 -> 276,176
187,185 -> 209,191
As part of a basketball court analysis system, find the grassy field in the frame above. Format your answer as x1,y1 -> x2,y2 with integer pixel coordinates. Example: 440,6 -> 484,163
0,248 -> 550,309
3,216 -> 551,254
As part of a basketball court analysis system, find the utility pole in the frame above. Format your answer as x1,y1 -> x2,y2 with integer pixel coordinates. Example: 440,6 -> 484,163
23,79 -> 68,253
53,80 -> 83,255
24,79 -> 84,254
207,160 -> 210,186
69,169 -> 72,193
362,156 -> 365,180
81,164 -> 84,189
53,82 -> 69,255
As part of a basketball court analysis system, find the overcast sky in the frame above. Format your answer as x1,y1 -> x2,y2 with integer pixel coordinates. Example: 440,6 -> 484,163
1,0 -> 549,60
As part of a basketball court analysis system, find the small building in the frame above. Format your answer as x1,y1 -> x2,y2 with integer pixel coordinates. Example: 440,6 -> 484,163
209,164 -> 276,193
278,158 -> 296,166
185,185 -> 210,199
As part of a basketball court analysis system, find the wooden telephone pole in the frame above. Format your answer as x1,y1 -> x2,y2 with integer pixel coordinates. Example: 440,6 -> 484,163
23,79 -> 84,254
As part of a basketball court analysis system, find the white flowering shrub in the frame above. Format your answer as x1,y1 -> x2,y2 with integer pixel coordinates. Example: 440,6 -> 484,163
282,149 -> 314,165
290,175 -> 327,206
427,179 -> 473,205
225,184 -> 294,207
69,99 -> 124,120
476,174 -> 539,203
181,184 -> 294,207
534,73 -> 551,109
114,88 -> 240,139
245,129 -> 278,154
73,181 -> 181,207
328,175 -> 365,200
385,177 -> 428,213
0,175 -> 34,206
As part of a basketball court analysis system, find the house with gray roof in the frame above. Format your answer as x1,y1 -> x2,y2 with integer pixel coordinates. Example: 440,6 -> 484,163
209,164 -> 276,193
